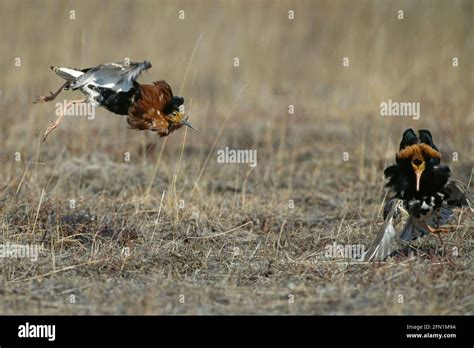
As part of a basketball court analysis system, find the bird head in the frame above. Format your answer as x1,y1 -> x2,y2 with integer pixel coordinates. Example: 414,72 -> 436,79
397,143 -> 441,192
127,81 -> 197,137
163,96 -> 196,131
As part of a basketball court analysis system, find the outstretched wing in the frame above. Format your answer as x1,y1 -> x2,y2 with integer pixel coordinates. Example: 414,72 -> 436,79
362,198 -> 407,262
70,60 -> 152,92
445,180 -> 474,211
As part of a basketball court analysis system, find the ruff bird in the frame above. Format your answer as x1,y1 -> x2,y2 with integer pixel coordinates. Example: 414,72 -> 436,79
362,129 -> 473,261
34,60 -> 195,141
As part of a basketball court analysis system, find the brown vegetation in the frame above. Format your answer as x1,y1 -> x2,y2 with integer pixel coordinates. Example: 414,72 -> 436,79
0,0 -> 472,314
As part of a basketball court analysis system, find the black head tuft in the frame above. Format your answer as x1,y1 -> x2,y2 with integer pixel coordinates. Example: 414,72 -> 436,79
173,96 -> 184,106
143,60 -> 152,70
418,129 -> 438,150
399,128 -> 417,149
163,96 -> 185,115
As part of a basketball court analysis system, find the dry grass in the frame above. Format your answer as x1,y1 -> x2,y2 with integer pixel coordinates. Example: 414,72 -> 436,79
0,0 -> 473,315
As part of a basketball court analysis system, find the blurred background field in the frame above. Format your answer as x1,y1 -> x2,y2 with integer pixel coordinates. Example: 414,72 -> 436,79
0,0 -> 472,314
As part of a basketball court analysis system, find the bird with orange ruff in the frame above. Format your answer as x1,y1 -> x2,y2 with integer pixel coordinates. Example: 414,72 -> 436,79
34,60 -> 196,141
363,129 -> 473,261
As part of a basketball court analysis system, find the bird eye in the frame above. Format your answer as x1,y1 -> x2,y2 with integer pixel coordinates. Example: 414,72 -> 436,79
412,159 -> 422,166
172,111 -> 178,116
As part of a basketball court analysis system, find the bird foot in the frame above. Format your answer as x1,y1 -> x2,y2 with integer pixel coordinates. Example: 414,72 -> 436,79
34,82 -> 68,104
427,225 -> 449,234
34,91 -> 56,104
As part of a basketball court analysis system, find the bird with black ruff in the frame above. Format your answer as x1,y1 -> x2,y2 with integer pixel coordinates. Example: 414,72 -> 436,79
34,60 -> 196,142
363,128 -> 473,261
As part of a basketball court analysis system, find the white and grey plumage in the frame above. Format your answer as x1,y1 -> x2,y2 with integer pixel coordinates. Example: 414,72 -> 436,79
50,60 -> 152,107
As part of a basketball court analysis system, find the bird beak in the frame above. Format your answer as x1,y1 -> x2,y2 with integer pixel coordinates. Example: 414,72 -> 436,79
411,162 -> 425,192
415,169 -> 422,192
180,119 -> 197,131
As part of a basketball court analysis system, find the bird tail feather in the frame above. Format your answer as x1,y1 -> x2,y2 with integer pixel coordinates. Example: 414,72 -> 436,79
362,199 -> 403,262
50,66 -> 84,81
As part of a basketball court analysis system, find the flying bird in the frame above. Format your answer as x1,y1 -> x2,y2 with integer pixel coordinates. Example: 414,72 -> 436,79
34,60 -> 195,141
362,129 -> 473,261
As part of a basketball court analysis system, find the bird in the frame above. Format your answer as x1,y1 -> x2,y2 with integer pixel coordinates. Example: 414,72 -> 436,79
34,60 -> 196,141
362,129 -> 473,262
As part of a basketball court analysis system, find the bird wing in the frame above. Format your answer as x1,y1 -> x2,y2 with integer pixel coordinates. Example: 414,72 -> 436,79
364,179 -> 472,262
71,60 -> 152,92
399,204 -> 453,241
361,198 -> 407,262
445,180 -> 474,211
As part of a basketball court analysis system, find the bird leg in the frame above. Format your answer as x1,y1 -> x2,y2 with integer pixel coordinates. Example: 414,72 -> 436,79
427,225 -> 449,235
34,82 -> 68,103
42,98 -> 87,142
427,212 -> 449,235
427,224 -> 449,254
